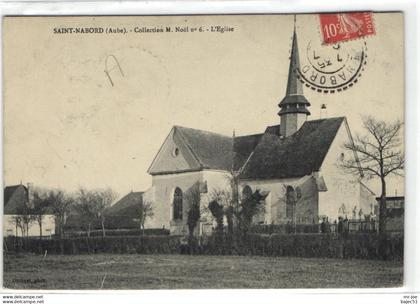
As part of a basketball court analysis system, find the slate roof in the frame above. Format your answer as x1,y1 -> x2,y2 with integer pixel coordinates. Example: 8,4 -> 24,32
233,133 -> 263,170
168,117 -> 345,179
175,126 -> 264,172
106,191 -> 144,216
239,117 -> 345,179
4,185 -> 28,214
176,126 -> 234,171
265,125 -> 281,136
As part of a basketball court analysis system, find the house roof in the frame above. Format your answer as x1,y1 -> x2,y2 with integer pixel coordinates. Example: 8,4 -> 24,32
3,185 -> 28,214
239,117 -> 345,179
106,191 -> 144,216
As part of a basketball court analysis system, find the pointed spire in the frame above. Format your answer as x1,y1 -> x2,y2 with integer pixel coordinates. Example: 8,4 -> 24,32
278,17 -> 310,116
285,24 -> 303,96
277,17 -> 311,138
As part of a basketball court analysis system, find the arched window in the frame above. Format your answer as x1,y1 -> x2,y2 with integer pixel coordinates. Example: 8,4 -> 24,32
173,187 -> 183,220
286,186 -> 296,218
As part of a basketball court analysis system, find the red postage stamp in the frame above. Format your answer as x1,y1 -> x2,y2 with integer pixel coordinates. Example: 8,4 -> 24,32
319,12 -> 375,44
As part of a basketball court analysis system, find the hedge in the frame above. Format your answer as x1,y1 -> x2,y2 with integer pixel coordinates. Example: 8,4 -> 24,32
64,228 -> 170,238
4,235 -> 181,255
4,233 -> 403,260
224,233 -> 402,259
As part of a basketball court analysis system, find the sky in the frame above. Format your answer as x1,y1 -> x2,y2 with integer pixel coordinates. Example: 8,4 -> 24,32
3,13 -> 404,199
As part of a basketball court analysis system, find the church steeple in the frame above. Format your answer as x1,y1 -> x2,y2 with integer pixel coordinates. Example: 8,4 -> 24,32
278,18 -> 311,137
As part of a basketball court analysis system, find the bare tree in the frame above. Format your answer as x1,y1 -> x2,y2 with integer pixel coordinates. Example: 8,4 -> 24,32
48,189 -> 75,239
97,188 -> 118,237
9,215 -> 25,237
141,201 -> 154,233
31,188 -> 52,239
12,201 -> 34,237
341,116 -> 404,236
74,188 -> 100,238
133,197 -> 154,235
138,201 -> 154,234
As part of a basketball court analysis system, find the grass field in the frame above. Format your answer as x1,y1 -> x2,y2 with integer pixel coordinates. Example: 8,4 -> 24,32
3,253 -> 403,289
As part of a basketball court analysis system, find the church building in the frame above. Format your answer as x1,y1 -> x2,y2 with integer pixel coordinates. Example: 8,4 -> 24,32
143,27 -> 376,235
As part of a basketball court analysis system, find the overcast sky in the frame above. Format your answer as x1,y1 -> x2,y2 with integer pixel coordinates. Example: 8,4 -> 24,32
4,13 -> 404,199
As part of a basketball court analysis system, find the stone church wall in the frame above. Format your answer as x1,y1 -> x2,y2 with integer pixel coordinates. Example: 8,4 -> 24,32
318,121 -> 367,221
149,171 -> 203,232
294,176 -> 319,224
147,170 -> 230,234
239,176 -> 318,224
359,183 -> 377,218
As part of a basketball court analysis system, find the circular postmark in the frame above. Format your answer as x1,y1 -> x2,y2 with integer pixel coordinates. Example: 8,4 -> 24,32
296,39 -> 367,93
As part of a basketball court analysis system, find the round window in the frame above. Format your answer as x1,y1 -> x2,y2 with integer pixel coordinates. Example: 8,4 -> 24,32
172,147 -> 179,157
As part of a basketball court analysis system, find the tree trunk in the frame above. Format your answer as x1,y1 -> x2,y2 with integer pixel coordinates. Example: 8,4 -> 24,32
39,219 -> 43,240
226,207 -> 234,236
141,223 -> 145,236
231,176 -> 240,231
60,223 -> 64,239
87,223 -> 91,238
378,177 -> 388,259
188,224 -> 195,238
379,177 -> 387,236
59,215 -> 65,239
216,216 -> 224,237
101,218 -> 106,237
139,220 -> 143,236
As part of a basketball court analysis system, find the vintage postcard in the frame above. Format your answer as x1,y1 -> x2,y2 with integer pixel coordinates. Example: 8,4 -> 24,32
3,13 -> 404,289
